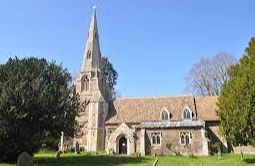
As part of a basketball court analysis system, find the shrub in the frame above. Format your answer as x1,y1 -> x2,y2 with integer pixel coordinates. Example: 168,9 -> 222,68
210,142 -> 221,155
166,141 -> 172,151
41,137 -> 59,151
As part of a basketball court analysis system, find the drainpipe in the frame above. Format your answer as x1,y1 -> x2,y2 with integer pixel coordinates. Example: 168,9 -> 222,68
193,97 -> 198,120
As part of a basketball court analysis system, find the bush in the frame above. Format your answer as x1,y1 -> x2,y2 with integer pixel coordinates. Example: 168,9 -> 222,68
166,141 -> 172,151
0,57 -> 80,162
41,137 -> 59,151
70,147 -> 75,153
174,151 -> 182,156
210,142 -> 221,155
188,153 -> 196,158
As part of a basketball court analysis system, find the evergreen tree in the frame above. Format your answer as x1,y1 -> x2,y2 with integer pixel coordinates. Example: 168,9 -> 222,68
0,57 -> 80,162
218,37 -> 255,147
101,56 -> 118,96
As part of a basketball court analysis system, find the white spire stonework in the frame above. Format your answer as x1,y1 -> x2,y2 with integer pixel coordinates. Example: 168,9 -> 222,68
81,6 -> 101,73
74,7 -> 110,153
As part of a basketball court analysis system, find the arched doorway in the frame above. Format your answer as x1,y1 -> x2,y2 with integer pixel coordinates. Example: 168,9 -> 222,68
119,136 -> 127,154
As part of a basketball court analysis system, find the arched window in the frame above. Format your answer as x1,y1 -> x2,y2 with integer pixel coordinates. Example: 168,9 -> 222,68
81,76 -> 89,91
161,110 -> 169,120
85,76 -> 89,91
152,135 -> 156,144
156,135 -> 161,145
151,133 -> 161,145
181,134 -> 185,144
180,132 -> 192,145
185,134 -> 190,144
183,109 -> 191,120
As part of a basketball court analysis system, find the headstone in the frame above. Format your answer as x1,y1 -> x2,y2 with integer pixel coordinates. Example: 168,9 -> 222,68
58,142 -> 61,151
217,147 -> 222,160
75,142 -> 80,154
241,150 -> 244,160
60,131 -> 64,152
17,152 -> 34,166
136,152 -> 141,162
55,150 -> 61,162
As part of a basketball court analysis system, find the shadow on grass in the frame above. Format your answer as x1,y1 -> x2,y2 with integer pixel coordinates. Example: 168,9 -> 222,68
244,158 -> 255,164
34,154 -> 150,166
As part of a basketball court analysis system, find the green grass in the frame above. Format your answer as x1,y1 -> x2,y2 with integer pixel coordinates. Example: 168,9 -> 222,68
158,154 -> 255,166
0,153 -> 255,166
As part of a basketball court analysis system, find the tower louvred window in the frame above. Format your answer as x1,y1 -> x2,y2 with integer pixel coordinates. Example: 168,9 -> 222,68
87,50 -> 91,59
85,76 -> 89,91
81,76 -> 90,91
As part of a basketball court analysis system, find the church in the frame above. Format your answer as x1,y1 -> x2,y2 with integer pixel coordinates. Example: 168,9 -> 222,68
73,8 -> 228,156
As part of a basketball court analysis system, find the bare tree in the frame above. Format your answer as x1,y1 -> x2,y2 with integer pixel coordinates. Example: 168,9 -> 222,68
185,52 -> 236,96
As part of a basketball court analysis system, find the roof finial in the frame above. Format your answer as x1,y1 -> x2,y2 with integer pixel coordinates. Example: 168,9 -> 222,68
92,5 -> 97,10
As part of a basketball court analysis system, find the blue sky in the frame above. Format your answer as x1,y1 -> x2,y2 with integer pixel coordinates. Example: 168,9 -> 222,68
0,0 -> 254,97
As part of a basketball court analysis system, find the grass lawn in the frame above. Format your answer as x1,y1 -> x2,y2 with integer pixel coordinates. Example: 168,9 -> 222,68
0,153 -> 255,166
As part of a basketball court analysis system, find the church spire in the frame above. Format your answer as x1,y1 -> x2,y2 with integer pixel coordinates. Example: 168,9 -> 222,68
89,6 -> 98,35
74,7 -> 110,152
81,6 -> 101,73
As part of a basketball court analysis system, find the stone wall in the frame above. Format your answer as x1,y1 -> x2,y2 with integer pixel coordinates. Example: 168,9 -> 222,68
105,124 -> 117,151
73,106 -> 88,149
137,127 -> 208,155
233,146 -> 255,154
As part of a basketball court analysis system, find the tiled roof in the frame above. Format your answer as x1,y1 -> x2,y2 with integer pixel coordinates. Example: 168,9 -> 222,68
105,96 -> 218,124
195,96 -> 218,121
136,120 -> 205,129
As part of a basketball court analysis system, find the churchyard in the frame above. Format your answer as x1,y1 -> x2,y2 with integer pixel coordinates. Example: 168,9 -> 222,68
0,152 -> 255,166
1,2 -> 255,166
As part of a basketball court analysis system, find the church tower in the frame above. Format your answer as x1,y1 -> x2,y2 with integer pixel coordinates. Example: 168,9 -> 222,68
75,7 -> 110,152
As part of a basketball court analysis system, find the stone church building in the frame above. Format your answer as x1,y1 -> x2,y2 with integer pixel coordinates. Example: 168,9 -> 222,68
73,8 -> 231,156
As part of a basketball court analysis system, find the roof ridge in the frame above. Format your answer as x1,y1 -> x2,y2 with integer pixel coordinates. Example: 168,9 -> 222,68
114,94 -> 194,100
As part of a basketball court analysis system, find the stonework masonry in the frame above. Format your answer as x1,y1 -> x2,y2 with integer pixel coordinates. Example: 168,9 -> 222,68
74,8 -> 110,152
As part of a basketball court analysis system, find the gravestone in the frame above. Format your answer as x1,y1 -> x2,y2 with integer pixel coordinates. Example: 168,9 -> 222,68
75,142 -> 80,154
17,152 -> 34,166
55,150 -> 61,162
60,131 -> 64,152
